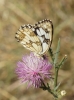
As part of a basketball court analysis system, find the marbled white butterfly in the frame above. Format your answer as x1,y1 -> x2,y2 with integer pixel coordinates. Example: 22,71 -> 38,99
15,19 -> 53,56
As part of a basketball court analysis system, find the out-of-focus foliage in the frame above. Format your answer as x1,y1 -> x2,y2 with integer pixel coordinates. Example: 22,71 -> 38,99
0,0 -> 74,100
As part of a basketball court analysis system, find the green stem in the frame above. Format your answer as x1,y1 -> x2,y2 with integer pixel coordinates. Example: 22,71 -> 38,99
40,80 -> 58,98
54,68 -> 59,100
48,89 -> 58,98
54,68 -> 59,88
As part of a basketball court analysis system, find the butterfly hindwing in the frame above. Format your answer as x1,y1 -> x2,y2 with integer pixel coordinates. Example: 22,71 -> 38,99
15,25 -> 42,54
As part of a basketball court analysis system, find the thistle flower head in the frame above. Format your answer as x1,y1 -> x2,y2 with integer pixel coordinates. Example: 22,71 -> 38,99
15,53 -> 52,88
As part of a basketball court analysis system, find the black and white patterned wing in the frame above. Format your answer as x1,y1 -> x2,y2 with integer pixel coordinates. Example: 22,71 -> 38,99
15,25 -> 42,54
34,19 -> 53,54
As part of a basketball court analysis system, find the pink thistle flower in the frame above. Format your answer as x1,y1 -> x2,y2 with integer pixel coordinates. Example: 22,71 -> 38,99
15,53 -> 52,88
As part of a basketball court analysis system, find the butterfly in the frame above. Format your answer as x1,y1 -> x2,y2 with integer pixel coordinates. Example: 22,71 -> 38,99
15,19 -> 53,56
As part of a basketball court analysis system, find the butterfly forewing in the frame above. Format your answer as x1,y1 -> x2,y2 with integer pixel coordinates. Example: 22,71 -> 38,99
37,19 -> 53,44
34,19 -> 53,54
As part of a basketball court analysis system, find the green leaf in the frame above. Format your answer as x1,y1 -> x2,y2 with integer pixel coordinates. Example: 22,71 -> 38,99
54,39 -> 60,67
48,48 -> 54,62
58,55 -> 67,69
54,82 -> 61,91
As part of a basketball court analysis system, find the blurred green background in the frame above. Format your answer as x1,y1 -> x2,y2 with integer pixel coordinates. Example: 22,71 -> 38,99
0,0 -> 74,100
